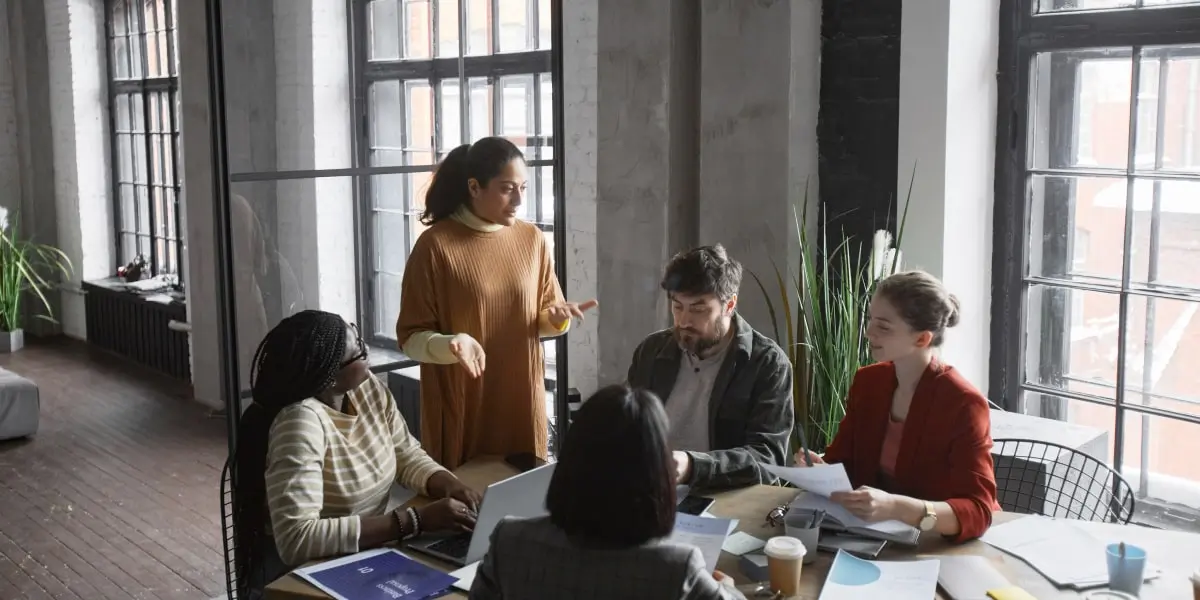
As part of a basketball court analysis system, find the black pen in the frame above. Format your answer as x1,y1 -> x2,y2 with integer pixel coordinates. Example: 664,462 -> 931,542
797,424 -> 814,467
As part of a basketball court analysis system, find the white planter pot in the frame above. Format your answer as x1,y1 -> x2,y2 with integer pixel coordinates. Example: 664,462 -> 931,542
0,329 -> 24,352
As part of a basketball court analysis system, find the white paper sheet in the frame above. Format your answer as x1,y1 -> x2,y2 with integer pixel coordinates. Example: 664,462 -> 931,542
791,490 -> 917,538
449,561 -> 480,592
721,532 -> 767,556
980,515 -> 1110,586
762,463 -> 854,497
818,550 -> 940,600
667,513 -> 735,573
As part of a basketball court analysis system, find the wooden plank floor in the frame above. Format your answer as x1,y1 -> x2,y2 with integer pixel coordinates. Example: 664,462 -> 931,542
0,338 -> 227,599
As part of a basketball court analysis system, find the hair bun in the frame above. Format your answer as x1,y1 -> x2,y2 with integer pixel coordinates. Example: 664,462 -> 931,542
945,293 -> 961,328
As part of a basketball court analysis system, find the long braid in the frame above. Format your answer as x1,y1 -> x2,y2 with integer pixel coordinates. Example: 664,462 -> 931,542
233,310 -> 348,596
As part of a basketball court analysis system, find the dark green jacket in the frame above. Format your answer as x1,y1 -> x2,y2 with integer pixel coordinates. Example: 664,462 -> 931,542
627,314 -> 794,489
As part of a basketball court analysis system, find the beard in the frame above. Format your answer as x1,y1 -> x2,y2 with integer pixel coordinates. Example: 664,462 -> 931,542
674,320 -> 729,356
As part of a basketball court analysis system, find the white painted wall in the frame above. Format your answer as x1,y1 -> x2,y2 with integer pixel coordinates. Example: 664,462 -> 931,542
45,0 -> 114,339
897,0 -> 1000,392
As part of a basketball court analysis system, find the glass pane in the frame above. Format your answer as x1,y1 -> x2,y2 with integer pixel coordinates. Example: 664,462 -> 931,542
132,134 -> 147,183
229,177 -> 356,385
138,234 -> 152,261
466,0 -> 491,56
537,164 -> 554,224
409,215 -> 430,251
1119,413 -> 1200,513
499,75 -> 533,142
375,210 -> 408,274
164,187 -> 177,238
121,233 -> 136,265
373,173 -> 404,211
376,272 -> 402,339
538,74 -> 552,138
409,170 -> 435,214
1123,294 -> 1200,409
469,77 -> 492,140
404,0 -> 432,59
1142,0 -> 1200,5
137,186 -> 152,235
543,339 -> 556,364
120,184 -> 137,232
1028,173 -> 1131,284
117,134 -> 134,182
112,36 -> 131,79
437,0 -> 461,57
1030,50 -> 1132,170
498,0 -> 532,53
1025,284 -> 1121,399
110,0 -> 128,36
439,81 -> 464,150
148,93 -> 162,134
538,0 -> 551,50
405,80 -> 435,151
129,20 -> 145,78
1127,178 -> 1200,293
371,80 -> 404,150
131,93 -> 145,132
370,0 -> 401,61
143,0 -> 162,77
1036,0 -> 1134,12
1135,46 -> 1200,173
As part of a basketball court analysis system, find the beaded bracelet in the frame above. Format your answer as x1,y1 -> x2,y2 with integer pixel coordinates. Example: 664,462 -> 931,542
407,506 -> 422,538
394,507 -> 415,541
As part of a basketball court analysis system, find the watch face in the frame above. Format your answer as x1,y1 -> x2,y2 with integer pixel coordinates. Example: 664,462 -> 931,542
919,514 -> 937,531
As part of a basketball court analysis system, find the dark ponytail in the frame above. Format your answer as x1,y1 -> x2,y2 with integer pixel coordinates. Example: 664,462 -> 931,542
233,310 -> 348,596
420,136 -> 526,225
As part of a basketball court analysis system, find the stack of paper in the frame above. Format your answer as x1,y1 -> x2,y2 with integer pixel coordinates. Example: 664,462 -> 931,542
980,516 -> 1162,590
761,463 -> 920,545
818,550 -> 940,600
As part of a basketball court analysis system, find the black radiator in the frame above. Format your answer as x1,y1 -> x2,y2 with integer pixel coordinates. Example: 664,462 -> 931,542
83,278 -> 191,381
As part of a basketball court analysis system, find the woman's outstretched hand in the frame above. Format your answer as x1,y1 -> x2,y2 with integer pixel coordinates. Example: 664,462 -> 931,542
448,333 -> 485,378
547,299 -> 599,329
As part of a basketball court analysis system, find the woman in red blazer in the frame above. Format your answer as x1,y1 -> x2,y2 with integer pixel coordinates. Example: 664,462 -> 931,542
794,271 -> 1000,542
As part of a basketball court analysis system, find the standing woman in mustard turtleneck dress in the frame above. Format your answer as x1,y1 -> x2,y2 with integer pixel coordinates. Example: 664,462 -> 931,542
395,137 -> 597,469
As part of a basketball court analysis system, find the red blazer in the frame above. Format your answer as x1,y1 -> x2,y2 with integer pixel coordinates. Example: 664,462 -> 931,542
822,361 -> 1000,542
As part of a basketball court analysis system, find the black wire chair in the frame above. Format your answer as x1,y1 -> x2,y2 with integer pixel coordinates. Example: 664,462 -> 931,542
220,455 -> 240,600
992,438 -> 1136,524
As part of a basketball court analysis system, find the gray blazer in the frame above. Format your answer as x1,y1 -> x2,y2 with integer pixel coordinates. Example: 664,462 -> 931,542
469,516 -> 747,600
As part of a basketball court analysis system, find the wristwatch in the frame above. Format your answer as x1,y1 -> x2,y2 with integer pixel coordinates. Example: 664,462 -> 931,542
918,501 -> 938,532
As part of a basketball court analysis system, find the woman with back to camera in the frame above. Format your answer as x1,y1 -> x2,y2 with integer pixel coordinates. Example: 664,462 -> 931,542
470,384 -> 746,600
793,270 -> 1000,542
396,136 -> 597,469
232,310 -> 482,598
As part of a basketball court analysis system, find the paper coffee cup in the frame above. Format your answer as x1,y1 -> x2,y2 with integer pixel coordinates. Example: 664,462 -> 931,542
764,536 -> 807,596
1190,569 -> 1200,600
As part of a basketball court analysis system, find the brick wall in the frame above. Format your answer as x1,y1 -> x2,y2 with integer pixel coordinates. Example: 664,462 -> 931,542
818,0 -> 902,246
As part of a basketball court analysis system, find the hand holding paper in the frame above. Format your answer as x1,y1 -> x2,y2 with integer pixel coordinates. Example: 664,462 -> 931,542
762,463 -> 854,497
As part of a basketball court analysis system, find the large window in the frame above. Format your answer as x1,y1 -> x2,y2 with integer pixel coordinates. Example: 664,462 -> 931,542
105,0 -> 183,279
995,0 -> 1200,512
356,0 -> 557,360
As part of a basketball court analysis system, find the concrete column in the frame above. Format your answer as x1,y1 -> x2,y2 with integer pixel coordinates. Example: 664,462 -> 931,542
698,0 -> 818,334
897,0 -> 1000,390
45,0 -> 114,339
177,0 -> 222,408
0,3 -> 19,212
562,0 -> 600,395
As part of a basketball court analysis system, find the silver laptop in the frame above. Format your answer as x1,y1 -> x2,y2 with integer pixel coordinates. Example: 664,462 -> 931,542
406,462 -> 556,566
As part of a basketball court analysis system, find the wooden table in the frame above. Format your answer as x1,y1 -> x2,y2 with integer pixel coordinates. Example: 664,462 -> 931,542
266,458 -> 1200,600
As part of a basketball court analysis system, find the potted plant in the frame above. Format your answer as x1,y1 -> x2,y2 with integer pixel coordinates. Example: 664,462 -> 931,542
751,183 -> 909,452
0,208 -> 73,352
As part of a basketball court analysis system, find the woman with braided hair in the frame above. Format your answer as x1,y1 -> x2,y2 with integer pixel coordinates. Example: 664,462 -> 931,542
233,310 -> 481,597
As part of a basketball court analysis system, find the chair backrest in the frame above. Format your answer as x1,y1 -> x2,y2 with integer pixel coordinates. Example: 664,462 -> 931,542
220,455 -> 239,600
992,438 -> 1136,524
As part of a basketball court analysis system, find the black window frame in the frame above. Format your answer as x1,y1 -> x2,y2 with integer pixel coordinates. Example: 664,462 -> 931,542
104,0 -> 185,282
993,0 -> 1200,479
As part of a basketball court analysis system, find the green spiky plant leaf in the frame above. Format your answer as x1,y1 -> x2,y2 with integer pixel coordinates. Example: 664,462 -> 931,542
751,175 -> 912,451
0,211 -> 73,333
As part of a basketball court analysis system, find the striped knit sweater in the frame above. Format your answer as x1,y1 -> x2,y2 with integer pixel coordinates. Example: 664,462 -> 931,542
265,373 -> 447,566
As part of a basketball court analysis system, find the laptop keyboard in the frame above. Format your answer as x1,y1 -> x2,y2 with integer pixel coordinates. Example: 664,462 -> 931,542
426,532 -> 471,559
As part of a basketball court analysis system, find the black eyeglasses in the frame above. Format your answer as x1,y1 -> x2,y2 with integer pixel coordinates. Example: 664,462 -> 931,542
341,323 -> 368,368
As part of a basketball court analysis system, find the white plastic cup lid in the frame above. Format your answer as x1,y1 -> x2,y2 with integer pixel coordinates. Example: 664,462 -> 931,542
764,536 -> 807,560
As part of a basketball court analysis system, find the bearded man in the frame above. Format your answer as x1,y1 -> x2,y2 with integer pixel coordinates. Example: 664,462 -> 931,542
626,244 -> 795,490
